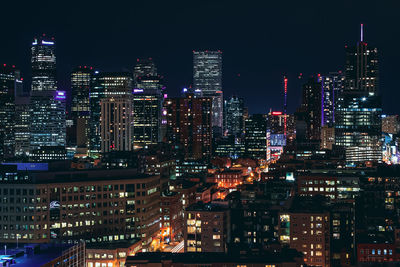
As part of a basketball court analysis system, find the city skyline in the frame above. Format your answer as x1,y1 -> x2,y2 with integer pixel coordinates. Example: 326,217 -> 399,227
1,0 -> 399,114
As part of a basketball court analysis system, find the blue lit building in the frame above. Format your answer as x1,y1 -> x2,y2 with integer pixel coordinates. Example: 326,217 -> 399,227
335,31 -> 382,164
29,36 -> 66,158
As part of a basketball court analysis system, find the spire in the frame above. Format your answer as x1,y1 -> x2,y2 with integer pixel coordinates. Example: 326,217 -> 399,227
360,23 -> 364,42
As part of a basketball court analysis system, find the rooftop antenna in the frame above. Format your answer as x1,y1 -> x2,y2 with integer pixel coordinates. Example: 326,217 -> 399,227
360,23 -> 364,42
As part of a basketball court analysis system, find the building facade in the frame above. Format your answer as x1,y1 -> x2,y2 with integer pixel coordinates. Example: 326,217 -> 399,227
29,36 -> 66,154
100,98 -> 133,153
245,114 -> 267,159
193,50 -> 223,134
71,66 -> 94,148
0,167 -> 160,248
165,94 -> 212,160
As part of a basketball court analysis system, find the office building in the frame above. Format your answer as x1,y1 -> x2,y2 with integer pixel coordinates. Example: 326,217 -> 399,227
335,28 -> 382,163
224,95 -> 244,138
193,50 -> 223,134
89,72 -> 132,156
300,77 -> 322,141
133,59 -> 164,149
319,72 -> 345,127
100,97 -> 133,153
0,167 -> 160,247
165,94 -> 212,159
29,36 -> 66,155
0,64 -> 18,160
71,66 -> 94,148
245,114 -> 267,159
14,87 -> 30,157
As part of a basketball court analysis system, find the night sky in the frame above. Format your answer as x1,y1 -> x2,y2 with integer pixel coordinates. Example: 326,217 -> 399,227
1,0 -> 399,114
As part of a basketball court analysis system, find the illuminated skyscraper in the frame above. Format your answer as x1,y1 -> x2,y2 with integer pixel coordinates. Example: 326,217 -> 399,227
71,66 -> 94,148
165,94 -> 212,160
193,50 -> 223,135
245,114 -> 267,159
344,26 -> 379,94
0,64 -> 18,160
133,58 -> 157,85
298,77 -> 322,141
89,72 -> 133,155
100,97 -> 133,153
133,59 -> 164,149
29,36 -> 66,154
224,95 -> 244,138
319,72 -> 345,127
335,26 -> 382,163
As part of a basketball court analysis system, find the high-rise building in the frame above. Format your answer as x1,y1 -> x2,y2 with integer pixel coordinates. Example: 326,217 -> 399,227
133,59 -> 164,149
344,29 -> 379,94
14,84 -> 30,157
224,96 -> 244,138
335,27 -> 382,163
319,72 -> 345,127
266,111 -> 289,161
71,66 -> 94,148
245,114 -> 267,159
133,58 -> 157,85
29,91 -> 67,150
29,36 -> 66,156
165,94 -> 212,160
300,77 -> 322,141
31,36 -> 56,93
0,65 -> 18,160
193,50 -> 223,135
100,97 -> 133,153
89,72 -> 132,156
89,71 -> 103,156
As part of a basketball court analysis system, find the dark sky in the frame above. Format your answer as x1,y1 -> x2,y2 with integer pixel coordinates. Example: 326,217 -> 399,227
1,0 -> 399,114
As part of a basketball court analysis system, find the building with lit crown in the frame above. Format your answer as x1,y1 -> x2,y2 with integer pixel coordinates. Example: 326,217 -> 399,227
29,36 -> 66,157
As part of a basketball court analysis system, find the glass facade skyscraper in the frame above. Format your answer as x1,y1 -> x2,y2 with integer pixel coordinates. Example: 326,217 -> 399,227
29,36 -> 66,153
245,114 -> 267,159
71,66 -> 94,148
133,59 -> 164,149
319,72 -> 345,127
193,51 -> 223,135
335,35 -> 382,163
0,65 -> 18,160
89,72 -> 133,155
224,95 -> 244,138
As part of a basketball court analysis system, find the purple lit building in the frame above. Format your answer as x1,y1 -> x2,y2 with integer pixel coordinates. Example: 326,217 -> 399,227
29,36 -> 66,154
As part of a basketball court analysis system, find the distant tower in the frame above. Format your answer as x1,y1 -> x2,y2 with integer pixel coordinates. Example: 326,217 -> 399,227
71,66 -> 94,148
133,58 -> 164,149
0,65 -> 18,160
193,50 -> 223,136
224,96 -> 244,138
90,72 -> 133,155
335,24 -> 382,163
29,35 -> 66,155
